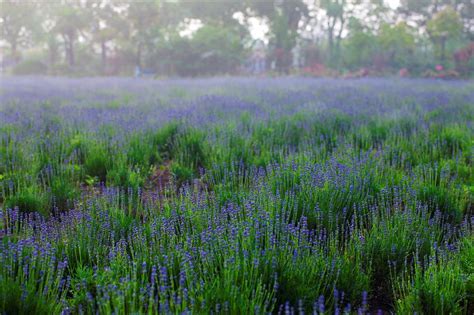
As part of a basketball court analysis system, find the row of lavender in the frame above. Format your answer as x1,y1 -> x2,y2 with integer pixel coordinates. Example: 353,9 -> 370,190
0,77 -> 473,314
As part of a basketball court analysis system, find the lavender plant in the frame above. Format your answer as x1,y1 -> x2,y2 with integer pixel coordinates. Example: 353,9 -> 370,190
0,77 -> 473,314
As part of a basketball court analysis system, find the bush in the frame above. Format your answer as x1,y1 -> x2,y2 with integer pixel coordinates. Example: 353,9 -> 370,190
12,60 -> 48,75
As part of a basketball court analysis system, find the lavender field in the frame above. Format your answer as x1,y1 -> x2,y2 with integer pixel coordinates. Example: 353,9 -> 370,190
0,77 -> 473,314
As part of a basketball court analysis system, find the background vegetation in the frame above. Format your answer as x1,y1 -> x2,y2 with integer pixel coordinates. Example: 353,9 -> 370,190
1,0 -> 473,77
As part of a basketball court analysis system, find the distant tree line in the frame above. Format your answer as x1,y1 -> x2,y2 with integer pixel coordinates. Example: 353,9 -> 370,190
1,0 -> 473,77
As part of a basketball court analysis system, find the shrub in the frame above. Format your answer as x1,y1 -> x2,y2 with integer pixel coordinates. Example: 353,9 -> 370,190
12,60 -> 48,75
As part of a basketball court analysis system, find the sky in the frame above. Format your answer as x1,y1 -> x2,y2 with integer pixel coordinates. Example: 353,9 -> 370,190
387,0 -> 401,9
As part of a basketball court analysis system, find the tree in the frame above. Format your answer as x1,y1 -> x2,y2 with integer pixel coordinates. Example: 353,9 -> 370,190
343,18 -> 377,69
52,3 -> 89,67
453,0 -> 474,40
399,0 -> 437,17
318,0 -> 347,67
247,0 -> 308,73
153,24 -> 245,76
0,0 -> 37,57
399,0 -> 471,34
427,7 -> 463,63
377,22 -> 416,69
126,0 -> 162,69
87,2 -> 125,74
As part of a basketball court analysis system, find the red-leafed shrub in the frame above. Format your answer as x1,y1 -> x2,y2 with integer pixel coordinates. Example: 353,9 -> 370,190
423,68 -> 460,79
342,67 -> 371,79
453,42 -> 474,76
301,63 -> 328,77
399,68 -> 410,77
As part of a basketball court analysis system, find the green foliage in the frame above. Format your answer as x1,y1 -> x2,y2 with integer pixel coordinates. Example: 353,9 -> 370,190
459,237 -> 474,309
277,245 -> 369,310
394,253 -> 469,314
344,21 -> 377,69
0,278 -> 59,315
378,22 -> 416,68
12,60 -> 48,75
196,265 -> 274,314
363,207 -> 442,298
0,243 -> 67,315
50,177 -> 78,212
427,7 -> 464,62
84,147 -> 108,183
174,129 -> 208,173
154,25 -> 246,76
5,188 -> 46,215
107,163 -> 145,190
427,7 -> 463,40
152,122 -> 180,160
127,134 -> 159,167
437,125 -> 471,158
170,162 -> 194,186
417,184 -> 463,222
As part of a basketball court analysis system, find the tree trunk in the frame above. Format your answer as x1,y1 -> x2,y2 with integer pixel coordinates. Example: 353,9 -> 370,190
101,40 -> 107,74
327,17 -> 337,65
440,37 -> 446,63
433,0 -> 440,14
328,23 -> 334,55
136,42 -> 142,69
69,39 -> 75,67
64,38 -> 69,65
48,43 -> 57,69
63,36 -> 74,67
11,40 -> 17,57
335,17 -> 345,68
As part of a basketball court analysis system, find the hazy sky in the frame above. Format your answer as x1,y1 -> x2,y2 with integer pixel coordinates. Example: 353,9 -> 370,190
387,0 -> 401,9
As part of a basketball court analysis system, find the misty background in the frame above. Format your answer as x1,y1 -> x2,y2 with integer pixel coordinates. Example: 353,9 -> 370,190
1,0 -> 473,78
